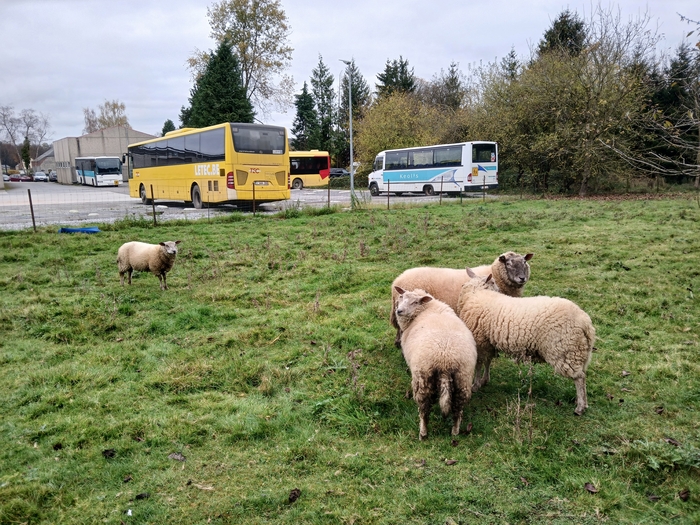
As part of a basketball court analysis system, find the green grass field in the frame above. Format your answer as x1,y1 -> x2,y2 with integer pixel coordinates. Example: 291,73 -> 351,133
1,196 -> 698,524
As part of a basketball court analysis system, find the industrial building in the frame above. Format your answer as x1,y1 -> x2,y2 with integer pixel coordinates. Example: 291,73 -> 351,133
53,126 -> 154,184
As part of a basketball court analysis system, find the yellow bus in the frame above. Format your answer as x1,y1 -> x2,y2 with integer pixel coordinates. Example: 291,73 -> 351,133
126,122 -> 290,208
289,150 -> 331,189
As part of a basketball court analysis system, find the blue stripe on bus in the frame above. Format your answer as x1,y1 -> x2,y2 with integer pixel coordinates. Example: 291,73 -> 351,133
384,168 -> 458,183
477,165 -> 497,172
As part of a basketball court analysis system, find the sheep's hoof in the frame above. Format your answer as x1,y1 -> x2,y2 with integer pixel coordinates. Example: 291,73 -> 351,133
574,408 -> 585,416
419,433 -> 427,441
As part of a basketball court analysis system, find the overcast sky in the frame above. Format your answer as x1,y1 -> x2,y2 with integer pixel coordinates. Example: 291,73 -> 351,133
1,0 -> 697,142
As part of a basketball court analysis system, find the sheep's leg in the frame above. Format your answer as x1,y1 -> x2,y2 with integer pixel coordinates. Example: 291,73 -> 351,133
394,327 -> 402,349
157,273 -> 165,290
473,347 -> 495,392
119,272 -> 125,286
451,403 -> 464,436
413,384 -> 431,440
161,272 -> 168,290
479,352 -> 494,389
417,401 -> 431,441
573,376 -> 587,415
127,269 -> 133,285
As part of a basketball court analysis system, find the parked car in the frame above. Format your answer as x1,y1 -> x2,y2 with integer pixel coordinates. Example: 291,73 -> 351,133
329,168 -> 350,178
33,171 -> 49,182
49,171 -> 57,182
9,173 -> 33,182
2,173 -> 9,182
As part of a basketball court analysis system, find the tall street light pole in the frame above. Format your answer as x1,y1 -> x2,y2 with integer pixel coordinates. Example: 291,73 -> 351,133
340,59 -> 354,207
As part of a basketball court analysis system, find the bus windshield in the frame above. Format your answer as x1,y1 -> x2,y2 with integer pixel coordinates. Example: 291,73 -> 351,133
230,124 -> 286,154
96,158 -> 122,174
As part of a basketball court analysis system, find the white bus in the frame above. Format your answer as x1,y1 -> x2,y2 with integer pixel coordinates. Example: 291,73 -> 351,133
75,156 -> 123,187
368,141 -> 498,196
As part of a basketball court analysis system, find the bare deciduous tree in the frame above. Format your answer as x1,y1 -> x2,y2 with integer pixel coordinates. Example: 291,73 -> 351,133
83,100 -> 130,134
0,106 -> 51,169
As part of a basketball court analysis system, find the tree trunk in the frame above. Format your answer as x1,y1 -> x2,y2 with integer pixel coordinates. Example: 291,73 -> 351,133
696,120 -> 700,188
579,167 -> 589,197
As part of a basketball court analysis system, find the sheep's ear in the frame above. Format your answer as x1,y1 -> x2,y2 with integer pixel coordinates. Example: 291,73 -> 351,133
485,274 -> 493,284
159,242 -> 166,247
394,286 -> 406,296
419,296 -> 433,304
466,267 -> 477,278
499,255 -> 507,263
524,253 -> 534,261
175,240 -> 182,245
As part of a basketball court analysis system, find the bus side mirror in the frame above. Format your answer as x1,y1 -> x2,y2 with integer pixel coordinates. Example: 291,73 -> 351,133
121,154 -> 126,163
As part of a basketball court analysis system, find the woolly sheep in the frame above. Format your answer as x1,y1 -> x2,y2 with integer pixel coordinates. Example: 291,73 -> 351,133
394,286 -> 478,440
389,252 -> 534,347
117,240 -> 181,290
457,268 -> 595,415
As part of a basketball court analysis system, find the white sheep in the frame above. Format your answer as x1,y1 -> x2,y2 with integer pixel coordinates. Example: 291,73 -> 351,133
389,252 -> 534,347
394,286 -> 478,440
117,240 -> 181,290
457,268 -> 595,415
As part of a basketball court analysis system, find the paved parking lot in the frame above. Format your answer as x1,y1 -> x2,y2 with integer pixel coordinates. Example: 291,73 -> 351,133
0,181 -> 481,231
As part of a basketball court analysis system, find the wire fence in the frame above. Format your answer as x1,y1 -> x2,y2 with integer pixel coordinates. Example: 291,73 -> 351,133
0,183 -> 287,231
0,181 -> 490,232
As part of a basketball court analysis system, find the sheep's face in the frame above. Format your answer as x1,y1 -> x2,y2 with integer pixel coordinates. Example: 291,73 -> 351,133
498,252 -> 533,287
462,273 -> 498,295
394,287 -> 433,323
159,240 -> 181,256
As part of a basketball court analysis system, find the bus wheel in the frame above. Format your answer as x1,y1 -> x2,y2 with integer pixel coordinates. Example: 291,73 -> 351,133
369,183 -> 379,196
423,185 -> 435,196
140,184 -> 152,205
292,178 -> 303,190
191,184 -> 203,209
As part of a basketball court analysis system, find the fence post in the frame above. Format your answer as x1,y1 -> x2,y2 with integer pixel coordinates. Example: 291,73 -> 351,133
27,189 -> 36,232
482,174 -> 486,202
252,183 -> 256,216
440,177 -> 444,205
327,179 -> 330,208
387,180 -> 390,210
150,184 -> 157,226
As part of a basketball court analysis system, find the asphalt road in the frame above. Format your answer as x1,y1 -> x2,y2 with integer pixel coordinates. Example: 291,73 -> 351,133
0,180 -> 479,231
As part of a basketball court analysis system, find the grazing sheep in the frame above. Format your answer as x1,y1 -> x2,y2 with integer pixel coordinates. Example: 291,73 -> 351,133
389,252 -> 534,347
394,286 -> 478,440
457,269 -> 595,415
117,240 -> 181,290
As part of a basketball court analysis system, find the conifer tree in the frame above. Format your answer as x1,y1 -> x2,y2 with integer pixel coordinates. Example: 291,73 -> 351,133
376,56 -> 416,98
180,40 -> 254,127
337,59 -> 371,166
309,55 -> 336,151
161,119 -> 176,135
290,82 -> 318,150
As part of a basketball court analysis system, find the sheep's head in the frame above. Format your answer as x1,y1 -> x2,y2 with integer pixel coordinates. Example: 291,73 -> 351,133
497,251 -> 533,288
159,240 -> 182,257
463,268 -> 499,295
394,287 -> 433,326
